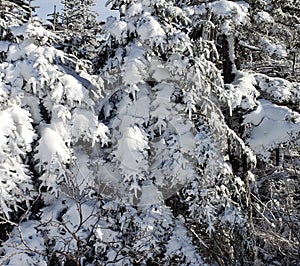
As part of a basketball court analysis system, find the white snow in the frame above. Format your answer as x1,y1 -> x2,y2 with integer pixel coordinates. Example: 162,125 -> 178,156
97,123 -> 110,147
106,16 -> 127,42
0,41 -> 9,52
0,111 -> 15,147
72,152 -> 94,190
204,0 -> 249,34
126,87 -> 151,121
260,38 -> 287,58
169,6 -> 186,19
137,14 -> 165,45
60,75 -> 85,105
254,11 -> 274,24
0,221 -> 46,266
7,40 -> 37,61
115,125 -> 149,171
9,105 -> 36,151
72,108 -> 101,146
209,0 -> 249,21
122,44 -> 147,86
243,99 -> 300,160
139,183 -> 163,206
227,71 -> 259,113
166,219 -> 205,265
35,125 -> 71,170
127,3 -> 143,17
151,82 -> 174,133
96,223 -> 118,243
10,21 -> 54,42
169,117 -> 195,154
150,59 -> 171,82
255,74 -> 296,103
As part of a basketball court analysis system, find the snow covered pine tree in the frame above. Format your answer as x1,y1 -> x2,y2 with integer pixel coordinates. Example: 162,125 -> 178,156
1,0 -> 299,265
59,0 -> 101,64
0,1 -> 109,265
95,0 -> 256,264
186,0 -> 300,264
0,0 -> 35,240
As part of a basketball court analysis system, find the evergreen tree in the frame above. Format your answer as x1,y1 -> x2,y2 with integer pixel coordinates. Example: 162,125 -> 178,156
0,0 -> 34,219
59,0 -> 101,64
0,0 -> 299,265
0,0 -> 31,44
96,0 -> 256,264
0,5 -> 108,265
184,0 -> 300,263
238,0 -> 300,80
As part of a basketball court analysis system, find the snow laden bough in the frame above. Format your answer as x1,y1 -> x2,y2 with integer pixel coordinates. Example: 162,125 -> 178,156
225,70 -> 300,164
95,0 -> 256,264
243,74 -> 300,164
0,20 -> 109,216
0,18 -> 112,266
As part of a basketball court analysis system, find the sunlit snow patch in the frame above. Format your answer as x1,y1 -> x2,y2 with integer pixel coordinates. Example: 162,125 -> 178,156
243,99 -> 300,160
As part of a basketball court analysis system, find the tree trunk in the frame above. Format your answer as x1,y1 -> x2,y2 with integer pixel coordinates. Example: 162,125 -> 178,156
222,34 -> 237,84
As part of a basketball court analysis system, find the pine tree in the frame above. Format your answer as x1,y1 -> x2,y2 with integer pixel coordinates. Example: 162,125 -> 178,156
59,0 -> 101,64
0,4 -> 108,264
0,0 -> 35,220
238,0 -> 300,80
185,1 -> 300,263
0,0 -> 31,44
1,0 -> 299,265
96,0 -> 256,264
